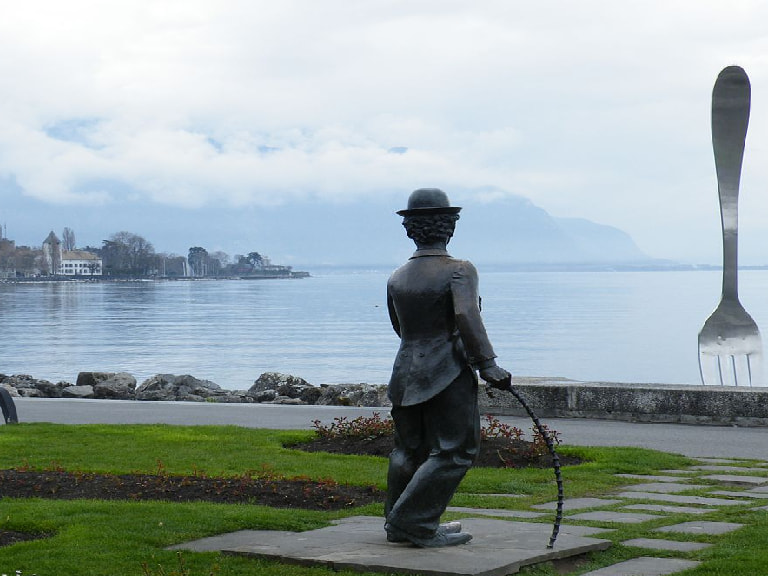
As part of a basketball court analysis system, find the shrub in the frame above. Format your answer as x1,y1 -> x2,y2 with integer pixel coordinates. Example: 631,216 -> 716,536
312,413 -> 561,462
311,413 -> 394,441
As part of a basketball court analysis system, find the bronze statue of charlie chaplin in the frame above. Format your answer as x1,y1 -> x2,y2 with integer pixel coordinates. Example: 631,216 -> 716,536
385,188 -> 511,547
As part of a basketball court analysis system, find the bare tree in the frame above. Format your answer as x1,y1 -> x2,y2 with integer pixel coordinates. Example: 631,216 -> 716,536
62,227 -> 76,251
102,231 -> 156,276
209,251 -> 230,268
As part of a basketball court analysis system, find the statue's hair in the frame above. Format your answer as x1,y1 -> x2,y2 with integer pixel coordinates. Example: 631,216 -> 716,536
402,213 -> 460,245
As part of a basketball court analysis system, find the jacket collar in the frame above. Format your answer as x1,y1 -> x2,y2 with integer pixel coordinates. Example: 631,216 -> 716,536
410,248 -> 451,259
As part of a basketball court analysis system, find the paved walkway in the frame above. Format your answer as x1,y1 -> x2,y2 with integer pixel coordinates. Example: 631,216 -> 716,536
13,397 -> 768,459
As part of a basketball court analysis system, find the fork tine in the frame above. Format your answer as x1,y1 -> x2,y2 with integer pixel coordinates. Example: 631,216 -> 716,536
699,353 -> 724,386
700,351 -> 763,386
744,352 -> 762,387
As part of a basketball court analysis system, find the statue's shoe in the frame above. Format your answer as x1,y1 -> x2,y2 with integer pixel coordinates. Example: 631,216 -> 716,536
386,522 -> 471,547
386,521 -> 462,543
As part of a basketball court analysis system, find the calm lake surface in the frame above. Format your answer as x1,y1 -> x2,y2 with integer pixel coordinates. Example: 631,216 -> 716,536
2,269 -> 767,389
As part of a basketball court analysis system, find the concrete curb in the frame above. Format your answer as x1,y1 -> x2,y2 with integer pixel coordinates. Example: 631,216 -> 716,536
479,377 -> 768,427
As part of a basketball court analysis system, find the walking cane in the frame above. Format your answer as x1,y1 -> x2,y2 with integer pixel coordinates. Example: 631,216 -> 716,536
488,380 -> 563,549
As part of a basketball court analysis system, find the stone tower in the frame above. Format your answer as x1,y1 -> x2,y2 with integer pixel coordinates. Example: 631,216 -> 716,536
42,231 -> 62,275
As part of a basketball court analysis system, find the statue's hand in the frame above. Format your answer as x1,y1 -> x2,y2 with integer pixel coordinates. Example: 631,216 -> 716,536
480,365 -> 511,390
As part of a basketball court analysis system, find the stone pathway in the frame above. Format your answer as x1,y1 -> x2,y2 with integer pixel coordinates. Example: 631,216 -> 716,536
531,457 -> 767,576
171,457 -> 768,576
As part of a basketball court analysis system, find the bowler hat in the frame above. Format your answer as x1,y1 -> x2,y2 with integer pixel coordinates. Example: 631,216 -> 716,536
396,188 -> 462,216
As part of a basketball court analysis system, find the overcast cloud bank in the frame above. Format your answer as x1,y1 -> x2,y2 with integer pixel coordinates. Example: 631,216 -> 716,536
2,2 -> 768,265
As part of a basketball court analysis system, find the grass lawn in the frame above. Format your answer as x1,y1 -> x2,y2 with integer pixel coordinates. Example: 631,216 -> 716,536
0,423 -> 766,575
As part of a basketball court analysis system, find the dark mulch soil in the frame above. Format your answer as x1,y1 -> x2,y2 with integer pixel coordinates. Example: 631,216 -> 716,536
0,469 -> 382,510
291,435 -> 582,468
0,529 -> 51,547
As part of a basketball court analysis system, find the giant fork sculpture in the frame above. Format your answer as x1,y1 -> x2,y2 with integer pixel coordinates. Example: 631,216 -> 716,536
698,66 -> 763,386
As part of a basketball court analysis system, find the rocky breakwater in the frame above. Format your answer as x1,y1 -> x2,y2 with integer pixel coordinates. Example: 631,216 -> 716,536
0,371 -> 391,408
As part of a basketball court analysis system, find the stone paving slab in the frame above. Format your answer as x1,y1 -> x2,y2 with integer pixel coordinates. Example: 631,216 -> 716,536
532,498 -> 621,511
691,465 -> 767,473
654,521 -> 743,535
616,491 -> 745,506
579,556 -> 699,576
557,525 -> 617,537
447,506 -> 545,519
747,485 -> 768,493
172,516 -> 612,576
465,493 -> 522,498
695,457 -> 753,465
622,503 -> 716,515
701,474 -> 768,486
711,490 -> 768,499
659,470 -> 696,475
621,482 -> 709,494
169,530 -> 295,552
567,511 -> 659,524
621,538 -> 712,552
615,474 -> 697,483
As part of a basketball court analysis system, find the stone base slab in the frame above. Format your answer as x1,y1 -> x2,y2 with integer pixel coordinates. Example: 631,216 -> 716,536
171,516 -> 612,576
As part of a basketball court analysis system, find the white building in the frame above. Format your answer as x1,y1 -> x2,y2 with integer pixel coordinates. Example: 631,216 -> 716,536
60,250 -> 102,276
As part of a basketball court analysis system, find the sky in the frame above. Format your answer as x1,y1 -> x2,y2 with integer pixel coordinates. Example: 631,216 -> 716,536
2,1 -> 768,267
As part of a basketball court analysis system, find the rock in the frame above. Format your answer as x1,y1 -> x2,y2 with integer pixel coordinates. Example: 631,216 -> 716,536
270,396 -> 305,405
62,385 -> 95,399
249,372 -> 313,399
247,375 -> 390,407
224,390 -> 254,403
76,372 -> 114,387
252,389 -> 278,403
136,374 -> 178,401
136,374 -> 226,402
316,383 -> 390,407
1,384 -> 20,397
37,380 -> 68,398
299,386 -> 323,404
2,374 -> 68,398
92,373 -> 137,400
215,392 -> 253,404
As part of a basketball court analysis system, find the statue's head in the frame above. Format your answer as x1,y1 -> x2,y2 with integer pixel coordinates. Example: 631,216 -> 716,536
398,189 -> 461,246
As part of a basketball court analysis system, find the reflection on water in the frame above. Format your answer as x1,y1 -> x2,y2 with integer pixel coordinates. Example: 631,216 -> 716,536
1,270 -> 765,388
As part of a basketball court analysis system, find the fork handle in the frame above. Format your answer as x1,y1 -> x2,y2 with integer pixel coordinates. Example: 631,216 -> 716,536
712,66 -> 750,301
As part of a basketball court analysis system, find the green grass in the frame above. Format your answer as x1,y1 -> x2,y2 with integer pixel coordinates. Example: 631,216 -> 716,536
0,423 -> 766,576
0,424 -> 387,486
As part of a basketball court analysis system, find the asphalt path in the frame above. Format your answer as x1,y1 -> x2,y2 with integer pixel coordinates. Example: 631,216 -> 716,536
9,398 -> 767,460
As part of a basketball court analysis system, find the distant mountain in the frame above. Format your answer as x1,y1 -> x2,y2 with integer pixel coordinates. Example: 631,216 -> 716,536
2,179 -> 651,268
450,195 -> 648,266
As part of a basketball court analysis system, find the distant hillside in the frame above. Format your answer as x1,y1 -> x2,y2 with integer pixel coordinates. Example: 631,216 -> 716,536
452,195 -> 648,265
236,193 -> 652,268
4,181 -> 651,268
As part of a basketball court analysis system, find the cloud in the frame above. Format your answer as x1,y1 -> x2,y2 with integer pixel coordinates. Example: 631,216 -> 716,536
2,1 -> 768,262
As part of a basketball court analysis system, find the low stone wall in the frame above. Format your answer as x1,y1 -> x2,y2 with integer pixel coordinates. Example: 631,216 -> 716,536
479,376 -> 768,427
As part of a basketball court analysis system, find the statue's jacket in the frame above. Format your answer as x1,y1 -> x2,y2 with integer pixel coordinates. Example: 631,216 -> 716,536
387,249 -> 496,407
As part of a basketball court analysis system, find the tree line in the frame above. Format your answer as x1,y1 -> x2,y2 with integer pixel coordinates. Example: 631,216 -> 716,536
0,227 -> 280,278
90,232 -> 274,277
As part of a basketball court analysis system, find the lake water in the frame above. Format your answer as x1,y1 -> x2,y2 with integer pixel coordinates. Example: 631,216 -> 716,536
1,269 -> 767,389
